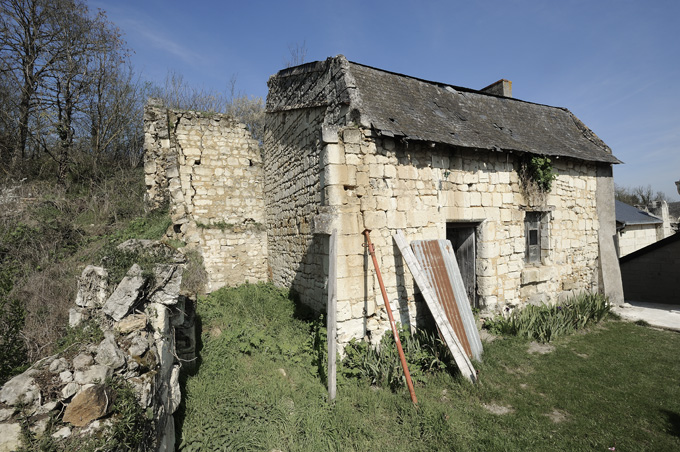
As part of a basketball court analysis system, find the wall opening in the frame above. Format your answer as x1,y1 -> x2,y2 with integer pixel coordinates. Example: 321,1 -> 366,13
446,222 -> 481,308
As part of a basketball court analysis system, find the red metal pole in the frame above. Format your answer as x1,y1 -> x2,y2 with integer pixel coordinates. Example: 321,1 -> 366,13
363,229 -> 418,405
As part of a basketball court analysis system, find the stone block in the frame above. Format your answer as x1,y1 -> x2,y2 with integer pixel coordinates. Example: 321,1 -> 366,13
363,210 -> 387,229
343,128 -> 362,144
75,266 -> 109,308
386,211 -> 407,229
322,125 -> 340,143
102,264 -> 146,321
321,144 -> 345,166
324,185 -> 346,206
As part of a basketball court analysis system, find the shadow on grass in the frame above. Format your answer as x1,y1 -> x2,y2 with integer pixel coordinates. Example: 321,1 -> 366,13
661,409 -> 680,438
174,311 -> 204,448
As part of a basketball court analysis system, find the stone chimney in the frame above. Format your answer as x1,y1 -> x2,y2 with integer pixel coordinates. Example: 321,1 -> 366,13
481,79 -> 512,98
648,200 -> 672,240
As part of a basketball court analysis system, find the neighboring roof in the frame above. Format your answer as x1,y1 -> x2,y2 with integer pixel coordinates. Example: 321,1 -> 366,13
267,56 -> 621,164
615,200 -> 663,226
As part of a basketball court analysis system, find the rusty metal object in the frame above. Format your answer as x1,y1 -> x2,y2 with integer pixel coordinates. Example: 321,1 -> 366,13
363,229 -> 418,405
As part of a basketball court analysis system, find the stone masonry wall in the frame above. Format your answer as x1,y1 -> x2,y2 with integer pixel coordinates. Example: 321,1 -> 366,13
0,240 -> 195,452
144,102 -> 268,292
617,224 -> 661,257
321,128 -> 601,345
264,57 -> 358,311
263,106 -> 327,310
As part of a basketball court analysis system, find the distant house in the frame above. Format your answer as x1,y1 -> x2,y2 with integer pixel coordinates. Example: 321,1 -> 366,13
668,201 -> 680,232
615,200 -> 665,257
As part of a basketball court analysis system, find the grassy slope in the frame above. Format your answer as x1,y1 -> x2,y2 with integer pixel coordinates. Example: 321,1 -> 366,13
0,168 -> 172,384
179,284 -> 680,452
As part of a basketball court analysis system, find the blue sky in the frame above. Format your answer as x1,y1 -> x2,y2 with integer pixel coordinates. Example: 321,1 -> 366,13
94,0 -> 680,201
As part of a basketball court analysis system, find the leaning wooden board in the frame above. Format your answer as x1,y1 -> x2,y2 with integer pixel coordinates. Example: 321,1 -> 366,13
411,240 -> 483,362
393,230 -> 477,383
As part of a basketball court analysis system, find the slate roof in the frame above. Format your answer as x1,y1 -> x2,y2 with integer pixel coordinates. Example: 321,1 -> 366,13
346,60 -> 620,164
268,56 -> 621,164
615,200 -> 663,226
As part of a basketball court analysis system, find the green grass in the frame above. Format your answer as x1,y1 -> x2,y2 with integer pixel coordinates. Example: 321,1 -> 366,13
178,284 -> 680,451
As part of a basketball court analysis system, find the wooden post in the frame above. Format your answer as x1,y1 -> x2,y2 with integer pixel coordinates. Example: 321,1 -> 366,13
327,229 -> 337,401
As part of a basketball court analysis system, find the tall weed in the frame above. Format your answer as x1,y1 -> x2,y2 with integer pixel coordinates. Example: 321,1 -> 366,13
485,292 -> 611,342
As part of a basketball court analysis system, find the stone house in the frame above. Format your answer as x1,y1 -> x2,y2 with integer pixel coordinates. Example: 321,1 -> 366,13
615,200 -> 672,257
264,55 -> 623,344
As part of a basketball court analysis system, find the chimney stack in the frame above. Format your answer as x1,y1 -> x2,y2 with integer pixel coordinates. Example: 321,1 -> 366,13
481,79 -> 512,98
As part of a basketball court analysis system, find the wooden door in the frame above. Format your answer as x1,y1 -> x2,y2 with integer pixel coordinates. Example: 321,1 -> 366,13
446,224 -> 477,308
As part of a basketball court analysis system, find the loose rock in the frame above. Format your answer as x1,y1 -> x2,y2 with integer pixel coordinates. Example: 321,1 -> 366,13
102,264 -> 146,321
63,384 -> 113,427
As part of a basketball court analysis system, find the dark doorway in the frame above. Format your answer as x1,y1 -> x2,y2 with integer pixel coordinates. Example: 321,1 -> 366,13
446,223 -> 478,308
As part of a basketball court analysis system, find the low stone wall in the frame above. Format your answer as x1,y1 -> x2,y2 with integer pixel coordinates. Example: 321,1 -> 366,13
0,240 -> 195,452
144,100 -> 268,291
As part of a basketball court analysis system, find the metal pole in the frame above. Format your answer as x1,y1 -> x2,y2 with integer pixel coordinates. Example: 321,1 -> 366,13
363,229 -> 418,405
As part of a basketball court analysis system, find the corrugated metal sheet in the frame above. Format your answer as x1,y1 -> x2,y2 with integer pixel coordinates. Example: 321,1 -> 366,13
412,240 -> 483,361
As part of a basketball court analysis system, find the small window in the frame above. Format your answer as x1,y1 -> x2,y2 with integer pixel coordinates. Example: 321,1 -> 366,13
525,212 -> 542,264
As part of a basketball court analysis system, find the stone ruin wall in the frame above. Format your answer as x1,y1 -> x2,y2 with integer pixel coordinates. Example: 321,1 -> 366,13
320,128 -> 601,345
0,241 -> 195,452
144,101 -> 268,292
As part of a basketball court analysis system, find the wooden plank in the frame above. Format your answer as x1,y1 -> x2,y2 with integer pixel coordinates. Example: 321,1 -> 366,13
393,230 -> 477,383
450,226 -> 477,307
327,229 -> 337,401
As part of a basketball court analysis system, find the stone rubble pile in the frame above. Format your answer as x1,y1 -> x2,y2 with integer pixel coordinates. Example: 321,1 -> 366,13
0,239 -> 195,452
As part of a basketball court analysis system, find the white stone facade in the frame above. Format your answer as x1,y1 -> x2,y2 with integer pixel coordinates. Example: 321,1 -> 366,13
313,129 -> 601,345
617,224 -> 661,257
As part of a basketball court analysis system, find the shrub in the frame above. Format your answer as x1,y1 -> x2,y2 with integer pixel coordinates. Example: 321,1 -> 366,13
484,292 -> 611,343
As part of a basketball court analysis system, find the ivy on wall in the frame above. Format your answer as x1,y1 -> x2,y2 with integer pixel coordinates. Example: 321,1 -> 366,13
525,156 -> 557,192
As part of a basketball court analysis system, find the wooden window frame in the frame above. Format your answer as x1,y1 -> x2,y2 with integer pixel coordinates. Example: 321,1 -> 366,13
525,211 -> 543,264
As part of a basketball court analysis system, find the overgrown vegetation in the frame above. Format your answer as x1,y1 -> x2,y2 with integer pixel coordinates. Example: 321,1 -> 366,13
179,284 -> 680,451
17,377 -> 153,452
0,168 -> 171,385
484,292 -> 611,343
522,155 -> 557,192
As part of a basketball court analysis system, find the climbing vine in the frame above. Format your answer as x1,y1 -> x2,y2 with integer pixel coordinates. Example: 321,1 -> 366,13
524,156 -> 557,192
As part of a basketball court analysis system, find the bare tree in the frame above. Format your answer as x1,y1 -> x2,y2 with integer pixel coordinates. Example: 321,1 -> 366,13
0,0 -> 64,166
285,40 -> 307,68
0,0 -> 137,181
615,184 -> 667,207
